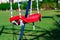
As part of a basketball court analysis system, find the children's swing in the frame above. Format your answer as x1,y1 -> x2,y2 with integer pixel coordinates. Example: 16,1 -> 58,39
9,0 -> 41,40
10,0 -> 41,25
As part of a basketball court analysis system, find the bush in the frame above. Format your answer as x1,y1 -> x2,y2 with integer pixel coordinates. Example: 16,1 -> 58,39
21,2 -> 27,9
0,0 -> 56,10
0,3 -> 10,10
50,2 -> 56,9
0,3 -> 18,10
0,1 -> 41,10
58,3 -> 60,9
12,3 -> 18,10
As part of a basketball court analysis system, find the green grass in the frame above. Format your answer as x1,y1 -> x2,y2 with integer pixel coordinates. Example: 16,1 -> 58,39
0,10 -> 60,40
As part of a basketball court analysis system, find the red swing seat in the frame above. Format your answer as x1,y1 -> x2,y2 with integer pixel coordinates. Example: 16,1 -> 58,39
22,13 -> 41,23
10,13 -> 41,25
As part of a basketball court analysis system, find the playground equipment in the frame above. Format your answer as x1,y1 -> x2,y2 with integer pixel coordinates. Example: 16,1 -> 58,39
9,0 -> 41,40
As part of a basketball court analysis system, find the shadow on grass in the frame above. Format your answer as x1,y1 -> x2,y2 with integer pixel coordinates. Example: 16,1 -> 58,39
24,25 -> 60,40
42,16 -> 53,18
0,26 -> 4,35
0,24 -> 60,40
55,10 -> 60,12
56,15 -> 60,17
0,25 -> 18,40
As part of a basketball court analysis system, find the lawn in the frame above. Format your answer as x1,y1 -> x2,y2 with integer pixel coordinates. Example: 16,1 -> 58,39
0,10 -> 60,40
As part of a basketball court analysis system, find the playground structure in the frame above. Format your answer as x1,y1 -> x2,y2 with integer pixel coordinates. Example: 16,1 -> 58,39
0,0 -> 60,40
9,0 -> 41,40
0,3 -> 60,40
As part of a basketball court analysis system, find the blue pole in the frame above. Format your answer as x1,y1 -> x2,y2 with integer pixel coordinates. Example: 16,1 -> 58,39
19,23 -> 25,40
19,0 -> 31,40
25,0 -> 31,18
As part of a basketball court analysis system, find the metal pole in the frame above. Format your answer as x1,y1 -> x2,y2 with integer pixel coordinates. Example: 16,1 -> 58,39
18,0 -> 21,18
36,0 -> 39,13
30,0 -> 32,15
19,20 -> 25,40
10,0 -> 13,17
25,0 -> 31,18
